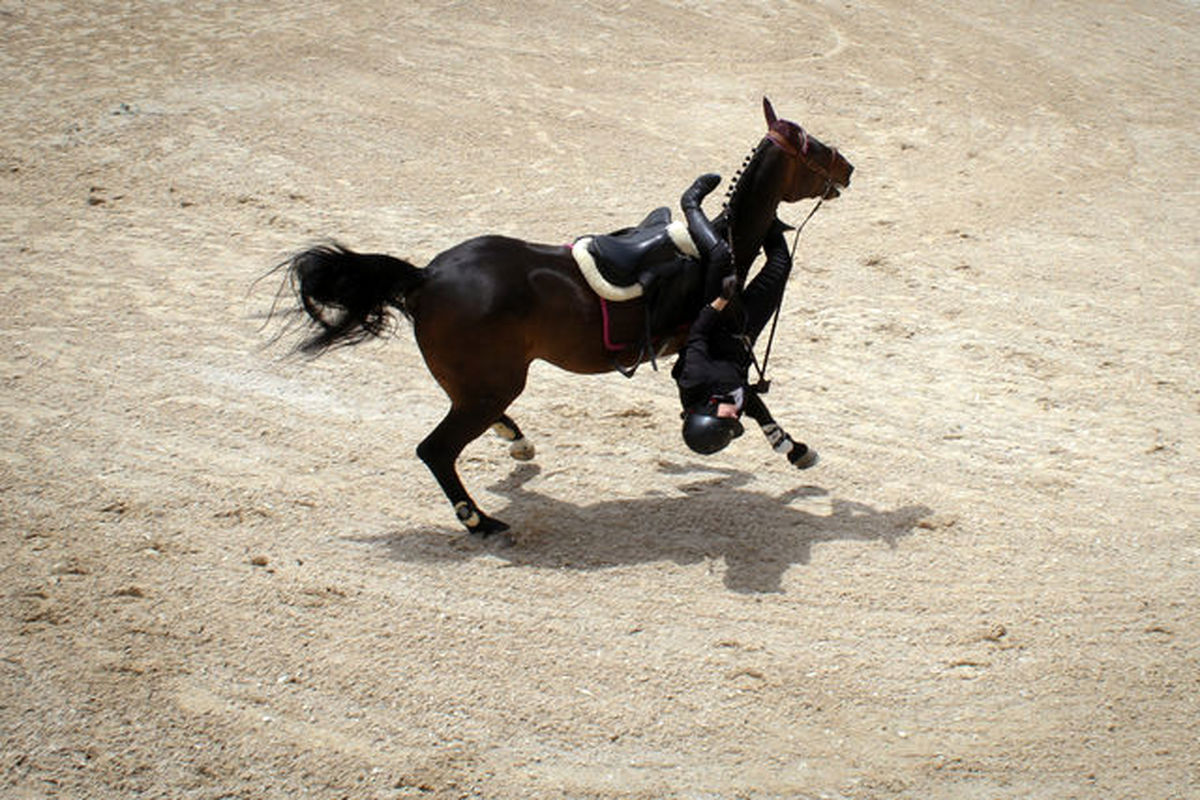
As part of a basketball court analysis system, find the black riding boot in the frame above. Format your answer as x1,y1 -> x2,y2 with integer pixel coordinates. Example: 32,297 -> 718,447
681,173 -> 733,300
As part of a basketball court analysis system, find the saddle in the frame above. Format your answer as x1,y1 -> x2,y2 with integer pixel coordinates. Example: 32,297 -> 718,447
571,208 -> 706,376
572,207 -> 701,301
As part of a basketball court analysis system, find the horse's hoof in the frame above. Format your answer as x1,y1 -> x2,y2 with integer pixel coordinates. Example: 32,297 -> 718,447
508,437 -> 535,461
468,515 -> 511,546
456,502 -> 509,537
789,445 -> 819,470
477,516 -> 510,536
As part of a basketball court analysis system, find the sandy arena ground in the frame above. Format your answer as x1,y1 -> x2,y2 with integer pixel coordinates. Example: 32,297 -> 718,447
2,1 -> 1198,798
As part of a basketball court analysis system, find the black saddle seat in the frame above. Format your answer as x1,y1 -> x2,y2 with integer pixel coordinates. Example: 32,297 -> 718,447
584,207 -> 697,289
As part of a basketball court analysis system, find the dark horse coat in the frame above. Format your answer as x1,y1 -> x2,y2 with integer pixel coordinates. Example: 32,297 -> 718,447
278,98 -> 852,535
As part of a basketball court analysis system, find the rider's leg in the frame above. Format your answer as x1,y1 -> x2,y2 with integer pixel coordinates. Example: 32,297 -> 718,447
681,173 -> 733,301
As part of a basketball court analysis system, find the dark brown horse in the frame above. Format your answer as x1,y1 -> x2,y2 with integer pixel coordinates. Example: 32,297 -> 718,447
277,98 -> 852,535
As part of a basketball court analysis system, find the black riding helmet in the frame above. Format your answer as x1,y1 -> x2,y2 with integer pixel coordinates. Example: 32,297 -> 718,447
682,413 -> 744,454
681,395 -> 745,455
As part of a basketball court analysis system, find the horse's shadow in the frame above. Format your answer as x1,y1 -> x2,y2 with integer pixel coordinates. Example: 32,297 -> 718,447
364,463 -> 933,593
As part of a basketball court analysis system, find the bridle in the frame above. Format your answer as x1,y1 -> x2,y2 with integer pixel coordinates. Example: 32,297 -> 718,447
766,126 -> 844,191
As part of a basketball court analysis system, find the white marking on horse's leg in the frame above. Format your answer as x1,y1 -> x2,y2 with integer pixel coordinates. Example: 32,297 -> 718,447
492,420 -> 535,460
454,501 -> 481,529
491,421 -> 518,441
761,421 -> 792,453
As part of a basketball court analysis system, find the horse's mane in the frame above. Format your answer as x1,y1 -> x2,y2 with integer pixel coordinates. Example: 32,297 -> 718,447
721,137 -> 771,221
716,136 -> 777,276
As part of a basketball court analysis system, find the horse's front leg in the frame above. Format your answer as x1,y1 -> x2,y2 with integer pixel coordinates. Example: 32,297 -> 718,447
744,393 -> 819,470
491,413 -> 535,461
417,401 -> 515,536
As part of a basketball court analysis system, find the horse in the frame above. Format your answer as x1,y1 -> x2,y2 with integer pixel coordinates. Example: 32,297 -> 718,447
274,98 -> 853,536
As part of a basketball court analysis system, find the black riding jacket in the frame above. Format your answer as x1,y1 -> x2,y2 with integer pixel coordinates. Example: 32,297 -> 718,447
672,223 -> 794,415
671,304 -> 751,411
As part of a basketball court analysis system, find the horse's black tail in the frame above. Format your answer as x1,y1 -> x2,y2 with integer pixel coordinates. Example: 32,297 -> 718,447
281,242 -> 425,355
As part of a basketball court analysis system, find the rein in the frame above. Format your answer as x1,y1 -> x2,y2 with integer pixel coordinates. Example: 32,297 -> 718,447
747,187 -> 828,394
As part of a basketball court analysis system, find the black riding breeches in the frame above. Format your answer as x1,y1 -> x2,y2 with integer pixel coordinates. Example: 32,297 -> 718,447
738,239 -> 793,344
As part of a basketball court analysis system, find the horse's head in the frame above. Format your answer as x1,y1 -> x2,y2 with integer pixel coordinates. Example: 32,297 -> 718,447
720,98 -> 854,276
762,96 -> 853,201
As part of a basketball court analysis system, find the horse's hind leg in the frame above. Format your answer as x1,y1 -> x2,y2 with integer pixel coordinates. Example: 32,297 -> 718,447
416,397 -> 519,537
491,413 -> 535,461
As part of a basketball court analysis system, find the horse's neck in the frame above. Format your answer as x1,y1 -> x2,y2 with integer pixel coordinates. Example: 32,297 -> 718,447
733,215 -> 774,270
721,196 -> 781,278
723,150 -> 786,278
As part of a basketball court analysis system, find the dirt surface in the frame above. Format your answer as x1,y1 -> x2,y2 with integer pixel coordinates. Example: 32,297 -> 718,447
2,1 -> 1198,798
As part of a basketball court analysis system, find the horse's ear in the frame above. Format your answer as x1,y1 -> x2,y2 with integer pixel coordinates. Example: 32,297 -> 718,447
763,96 -> 777,128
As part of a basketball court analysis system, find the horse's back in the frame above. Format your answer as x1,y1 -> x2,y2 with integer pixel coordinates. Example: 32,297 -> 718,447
423,234 -> 563,284
417,235 -> 587,318
412,235 -> 614,374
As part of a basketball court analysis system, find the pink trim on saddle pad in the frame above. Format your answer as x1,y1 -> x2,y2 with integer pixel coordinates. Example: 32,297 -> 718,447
599,297 -> 628,352
562,242 -> 629,352
599,296 -> 691,353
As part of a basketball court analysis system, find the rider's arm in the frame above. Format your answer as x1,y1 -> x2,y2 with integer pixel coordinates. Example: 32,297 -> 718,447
685,303 -> 722,357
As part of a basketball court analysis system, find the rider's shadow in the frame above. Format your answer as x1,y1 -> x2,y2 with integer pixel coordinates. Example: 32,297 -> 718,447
371,463 -> 933,593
